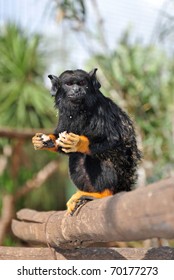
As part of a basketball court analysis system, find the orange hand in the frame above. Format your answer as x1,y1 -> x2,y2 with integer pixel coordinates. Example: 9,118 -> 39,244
66,189 -> 113,214
32,133 -> 58,152
57,132 -> 90,154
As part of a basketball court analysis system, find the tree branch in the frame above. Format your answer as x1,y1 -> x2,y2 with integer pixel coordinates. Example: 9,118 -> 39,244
14,161 -> 58,200
0,127 -> 52,139
12,177 -> 174,249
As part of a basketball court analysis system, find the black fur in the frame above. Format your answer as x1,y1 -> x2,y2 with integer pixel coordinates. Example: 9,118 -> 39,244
48,69 -> 141,194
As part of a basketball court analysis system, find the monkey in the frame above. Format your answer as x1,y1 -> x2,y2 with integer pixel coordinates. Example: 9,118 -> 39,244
32,68 -> 141,214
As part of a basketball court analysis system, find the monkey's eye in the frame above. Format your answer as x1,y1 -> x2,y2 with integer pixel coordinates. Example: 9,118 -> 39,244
65,81 -> 74,86
78,80 -> 86,86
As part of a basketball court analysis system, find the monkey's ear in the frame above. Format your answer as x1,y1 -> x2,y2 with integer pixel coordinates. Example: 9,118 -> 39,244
89,68 -> 101,90
48,74 -> 60,96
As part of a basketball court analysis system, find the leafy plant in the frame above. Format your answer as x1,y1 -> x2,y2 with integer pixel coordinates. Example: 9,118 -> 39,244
88,32 -> 174,176
0,24 -> 55,128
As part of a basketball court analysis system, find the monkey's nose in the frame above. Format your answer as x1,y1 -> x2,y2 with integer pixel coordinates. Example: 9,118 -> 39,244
72,85 -> 79,93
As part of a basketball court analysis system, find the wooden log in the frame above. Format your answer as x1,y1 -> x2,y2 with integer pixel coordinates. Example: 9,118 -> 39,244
0,246 -> 174,260
12,177 -> 174,249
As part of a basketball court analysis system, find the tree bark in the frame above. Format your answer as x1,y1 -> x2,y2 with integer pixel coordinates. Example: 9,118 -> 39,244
12,177 -> 174,249
0,127 -> 51,139
0,246 -> 174,260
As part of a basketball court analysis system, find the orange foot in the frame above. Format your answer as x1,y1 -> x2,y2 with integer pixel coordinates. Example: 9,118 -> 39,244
57,131 -> 90,154
66,189 -> 113,215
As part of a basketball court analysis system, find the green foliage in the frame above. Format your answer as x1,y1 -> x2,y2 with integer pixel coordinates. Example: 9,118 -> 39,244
0,24 -> 55,128
0,24 -> 69,247
88,32 -> 174,172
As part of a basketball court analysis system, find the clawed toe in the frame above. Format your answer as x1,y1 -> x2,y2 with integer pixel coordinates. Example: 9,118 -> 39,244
66,194 -> 97,215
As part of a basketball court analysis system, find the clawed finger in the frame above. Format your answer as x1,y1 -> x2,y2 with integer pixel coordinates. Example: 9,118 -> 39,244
32,140 -> 43,145
35,133 -> 43,138
58,132 -> 79,145
62,147 -> 77,153
58,141 -> 74,148
67,133 -> 79,142
59,133 -> 79,143
58,137 -> 73,145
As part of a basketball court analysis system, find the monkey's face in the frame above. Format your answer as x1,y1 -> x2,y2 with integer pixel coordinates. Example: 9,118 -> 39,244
59,71 -> 89,103
48,68 -> 101,107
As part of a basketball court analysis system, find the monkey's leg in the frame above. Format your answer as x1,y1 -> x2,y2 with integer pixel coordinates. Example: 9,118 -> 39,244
57,132 -> 90,154
66,189 -> 113,215
32,133 -> 58,152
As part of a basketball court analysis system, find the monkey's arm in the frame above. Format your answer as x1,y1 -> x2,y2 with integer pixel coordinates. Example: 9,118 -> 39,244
32,131 -> 91,154
58,132 -> 118,155
32,133 -> 59,152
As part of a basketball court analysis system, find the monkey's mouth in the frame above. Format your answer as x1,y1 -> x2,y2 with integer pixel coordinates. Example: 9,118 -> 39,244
68,92 -> 86,102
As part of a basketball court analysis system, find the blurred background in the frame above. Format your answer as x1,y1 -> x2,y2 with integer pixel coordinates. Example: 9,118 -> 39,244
0,0 -> 174,247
